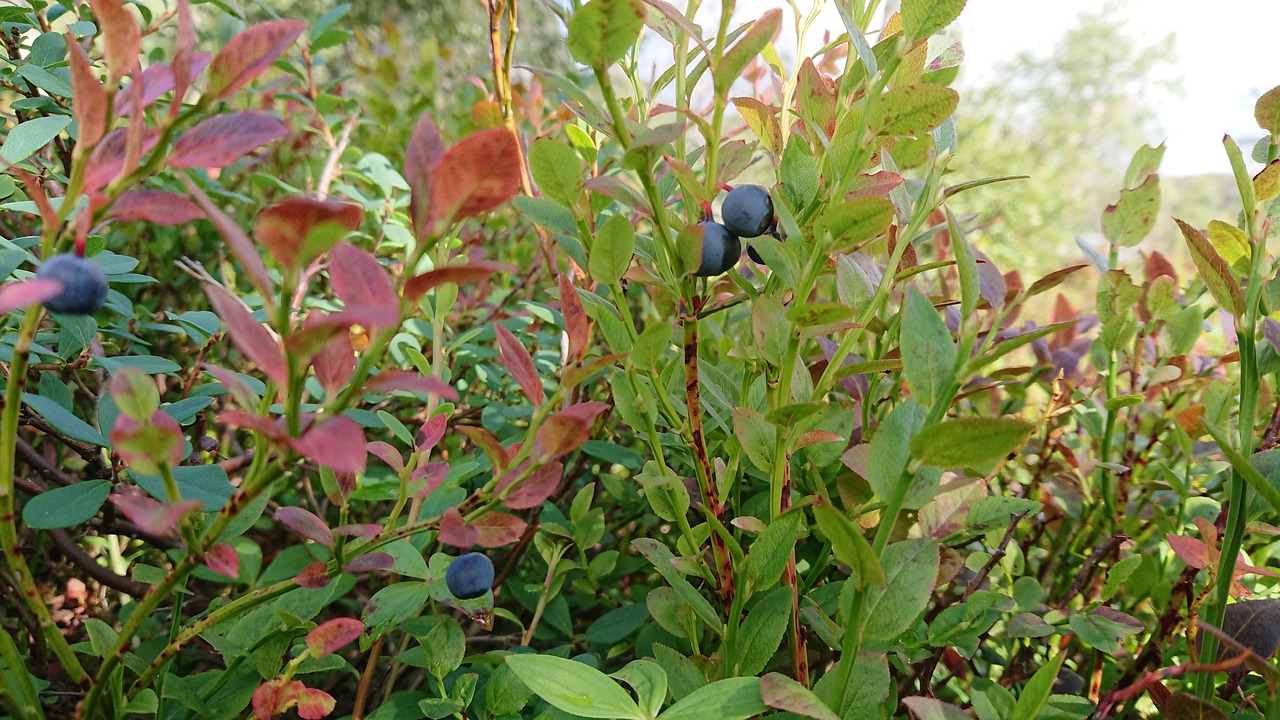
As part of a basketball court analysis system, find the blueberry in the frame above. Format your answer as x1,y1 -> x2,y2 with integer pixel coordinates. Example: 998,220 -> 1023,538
721,185 -> 774,238
445,552 -> 494,600
36,254 -> 109,315
746,226 -> 783,266
747,244 -> 764,264
694,221 -> 741,277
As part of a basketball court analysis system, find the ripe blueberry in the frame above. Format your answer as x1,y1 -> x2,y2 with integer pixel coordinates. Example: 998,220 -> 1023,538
695,221 -> 741,277
445,552 -> 494,600
37,254 -> 109,315
721,185 -> 774,238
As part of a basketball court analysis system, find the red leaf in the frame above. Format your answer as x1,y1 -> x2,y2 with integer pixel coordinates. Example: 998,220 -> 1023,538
182,177 -> 274,300
558,401 -> 610,426
342,553 -> 394,573
285,313 -> 353,363
437,508 -> 480,548
494,324 -> 543,405
251,678 -> 293,720
405,114 -> 446,237
557,271 -> 589,364
365,441 -> 403,472
292,416 -> 367,475
170,0 -> 199,117
305,312 -> 354,398
117,53 -> 212,117
407,461 -> 448,498
276,506 -> 333,547
66,33 -> 106,148
254,197 -> 364,271
0,278 -> 62,315
109,189 -> 203,225
110,411 -> 186,474
429,128 -> 522,225
416,414 -> 447,452
294,561 -> 331,588
305,617 -> 364,657
534,414 -> 590,459
329,243 -> 399,330
499,460 -> 563,510
331,523 -> 381,538
203,283 -> 286,385
110,494 -> 200,538
456,425 -> 509,472
204,543 -> 240,578
83,127 -> 161,193
168,111 -> 289,169
295,687 -> 336,720
207,19 -> 307,100
471,511 -> 528,548
403,261 -> 515,302
363,369 -> 458,401
1167,533 -> 1206,569
86,0 -> 140,89
216,410 -> 287,442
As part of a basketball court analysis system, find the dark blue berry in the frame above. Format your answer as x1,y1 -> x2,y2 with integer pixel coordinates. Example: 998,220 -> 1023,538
445,552 -> 494,600
721,185 -> 774,238
694,221 -> 740,277
37,254 -> 108,315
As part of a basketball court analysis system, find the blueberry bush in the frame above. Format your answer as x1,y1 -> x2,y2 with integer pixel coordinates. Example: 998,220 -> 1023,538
1,0 -> 1280,718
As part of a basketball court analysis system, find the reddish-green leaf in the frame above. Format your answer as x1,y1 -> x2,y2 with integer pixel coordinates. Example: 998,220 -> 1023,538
206,19 -> 306,100
1256,84 -> 1280,134
558,270 -> 589,364
118,54 -> 212,118
795,59 -> 837,139
254,196 -> 363,272
83,127 -> 161,192
1101,173 -> 1161,247
307,313 -> 355,397
111,411 -> 185,475
294,561 -> 331,588
0,278 -> 62,315
343,553 -> 394,573
714,9 -> 782,96
499,460 -> 563,509
295,687 -> 336,720
900,0 -> 967,42
276,506 -> 333,547
168,111 -> 288,169
110,367 -> 159,420
1175,217 -> 1244,316
403,261 -> 514,302
109,494 -> 200,539
535,414 -> 590,459
405,114 -> 446,236
429,128 -> 522,224
732,97 -> 781,156
171,0 -> 197,116
363,369 -> 457,401
86,0 -> 141,89
306,617 -> 365,657
66,33 -> 106,148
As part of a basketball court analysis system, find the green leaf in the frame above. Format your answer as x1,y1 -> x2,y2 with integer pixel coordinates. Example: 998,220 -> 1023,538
418,617 -> 465,679
131,464 -> 235,511
1256,85 -> 1280,134
817,198 -> 894,250
485,660 -> 533,716
746,510 -> 803,593
910,417 -> 1035,469
590,214 -> 636,285
862,538 -> 938,643
869,84 -> 958,137
567,0 -> 647,69
22,392 -> 108,447
1163,692 -> 1230,720
965,496 -> 1040,535
811,499 -> 884,589
505,654 -> 645,719
1101,173 -> 1161,247
612,659 -> 668,720
733,406 -> 776,473
631,322 -> 672,371
1224,134 -> 1257,216
631,538 -> 723,633
735,587 -> 791,676
902,698 -> 971,719
813,651 -> 890,719
901,0 -> 967,41
1100,555 -> 1143,602
1012,651 -> 1064,720
1,116 -> 71,163
900,286 -> 955,407
529,138 -> 583,208
1068,609 -> 1141,654
1207,219 -> 1251,276
713,9 -> 782,96
1175,218 -> 1244,316
22,480 -> 111,529
1123,142 -> 1167,189
868,399 -> 935,508
657,677 -> 765,720
781,135 -> 819,214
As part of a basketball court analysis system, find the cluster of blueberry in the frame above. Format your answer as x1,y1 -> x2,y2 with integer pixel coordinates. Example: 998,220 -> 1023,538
36,254 -> 109,315
694,184 -> 778,277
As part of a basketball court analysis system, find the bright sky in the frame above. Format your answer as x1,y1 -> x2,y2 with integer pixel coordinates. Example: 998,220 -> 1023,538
659,0 -> 1278,176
